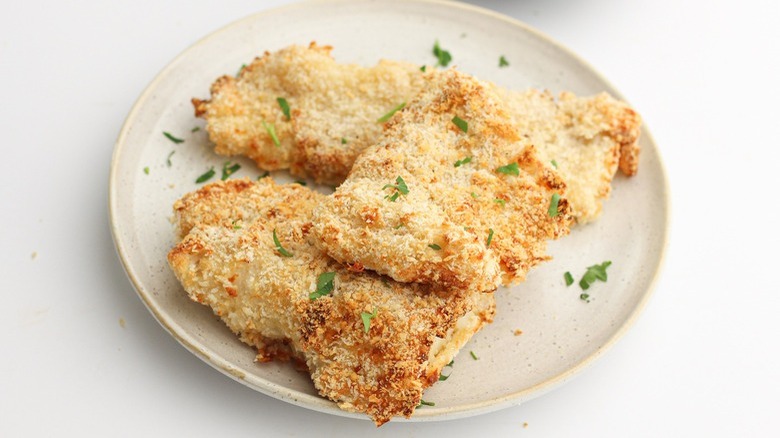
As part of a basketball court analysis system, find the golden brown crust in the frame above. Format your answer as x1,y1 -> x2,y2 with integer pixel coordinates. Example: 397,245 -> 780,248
192,43 -> 426,184
312,71 -> 572,291
167,179 -> 494,425
498,89 -> 642,223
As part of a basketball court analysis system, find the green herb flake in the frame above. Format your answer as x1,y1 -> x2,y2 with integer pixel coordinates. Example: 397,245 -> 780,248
428,244 -> 442,250
548,193 -> 561,217
551,159 -> 558,169
420,65 -> 427,72
166,151 -> 175,167
191,126 -> 201,133
446,359 -> 454,367
262,121 -> 281,147
496,162 -> 520,176
258,171 -> 270,180
499,55 -> 510,68
341,137 -> 347,144
493,198 -> 506,206
383,176 -> 409,201
417,400 -> 436,408
273,228 -> 294,258
295,180 -> 307,186
143,166 -> 149,175
438,373 -> 450,381
451,116 -> 468,133
237,64 -> 247,76
221,161 -> 240,180
578,261 -> 612,291
232,220 -> 241,230
486,228 -> 494,247
394,223 -> 405,229
454,156 -> 473,167
470,351 -> 479,360
309,272 -> 337,300
195,167 -> 215,183
432,40 -> 452,67
360,307 -> 378,333
163,131 -> 184,144
580,293 -> 590,302
564,271 -> 574,286
470,192 -> 479,199
377,102 -> 406,123
276,97 -> 291,120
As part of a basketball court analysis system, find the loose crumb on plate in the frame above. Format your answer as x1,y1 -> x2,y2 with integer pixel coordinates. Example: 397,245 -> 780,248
31,251 -> 38,260
514,329 -> 523,336
119,317 -> 126,328
523,422 -> 529,428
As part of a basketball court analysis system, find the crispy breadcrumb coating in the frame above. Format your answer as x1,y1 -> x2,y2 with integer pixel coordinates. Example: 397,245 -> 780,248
193,43 -> 640,223
167,179 -> 495,425
498,89 -> 641,222
192,43 -> 426,184
312,71 -> 572,291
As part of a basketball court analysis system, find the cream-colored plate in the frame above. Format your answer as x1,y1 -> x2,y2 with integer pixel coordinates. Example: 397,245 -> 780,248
109,0 -> 668,422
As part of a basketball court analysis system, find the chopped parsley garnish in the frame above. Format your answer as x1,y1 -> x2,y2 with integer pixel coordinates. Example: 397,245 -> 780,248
578,261 -> 612,290
276,97 -> 291,120
470,192 -> 479,199
551,159 -> 558,169
486,228 -> 494,247
420,65 -> 427,72
580,293 -> 590,302
432,40 -> 452,67
272,228 -> 293,258
237,64 -> 246,76
341,137 -> 347,144
163,131 -> 184,144
451,116 -> 468,133
428,244 -> 442,250
496,162 -> 519,176
417,400 -> 436,408
377,102 -> 406,123
454,156 -> 472,167
166,151 -> 175,167
470,351 -> 479,360
360,307 -> 378,333
309,272 -> 336,300
221,161 -> 240,180
143,166 -> 149,175
295,180 -> 307,186
447,359 -> 454,367
231,220 -> 241,230
258,171 -> 270,179
564,271 -> 574,286
383,176 -> 409,201
548,193 -> 561,217
394,223 -> 405,229
493,198 -> 506,206
262,121 -> 280,147
499,55 -> 510,67
191,126 -> 201,133
439,358 -> 454,381
195,167 -> 215,183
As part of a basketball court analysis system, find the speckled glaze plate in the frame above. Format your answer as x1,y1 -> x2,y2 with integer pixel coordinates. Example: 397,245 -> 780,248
109,0 -> 668,423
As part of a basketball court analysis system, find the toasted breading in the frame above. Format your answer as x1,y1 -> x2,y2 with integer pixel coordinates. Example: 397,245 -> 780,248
497,88 -> 641,223
193,44 -> 640,223
167,179 -> 495,425
312,71 -> 572,292
192,43 -> 426,184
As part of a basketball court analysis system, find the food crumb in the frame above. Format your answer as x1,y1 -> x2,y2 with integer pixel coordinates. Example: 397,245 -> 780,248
31,251 -> 38,260
523,422 -> 529,428
119,318 -> 126,328
513,329 -> 523,336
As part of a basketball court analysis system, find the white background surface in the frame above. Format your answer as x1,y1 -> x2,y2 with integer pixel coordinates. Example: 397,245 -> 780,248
1,0 -> 778,436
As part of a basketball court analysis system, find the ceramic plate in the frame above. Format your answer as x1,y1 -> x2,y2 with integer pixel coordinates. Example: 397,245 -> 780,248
109,0 -> 668,422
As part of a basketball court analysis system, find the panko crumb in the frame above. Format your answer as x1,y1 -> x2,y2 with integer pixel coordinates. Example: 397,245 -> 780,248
513,329 -> 523,336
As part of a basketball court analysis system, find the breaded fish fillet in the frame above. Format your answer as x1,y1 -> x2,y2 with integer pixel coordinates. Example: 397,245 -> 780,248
498,89 -> 641,223
193,44 -> 640,223
167,178 -> 495,425
312,71 -> 572,292
192,43 -> 426,184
